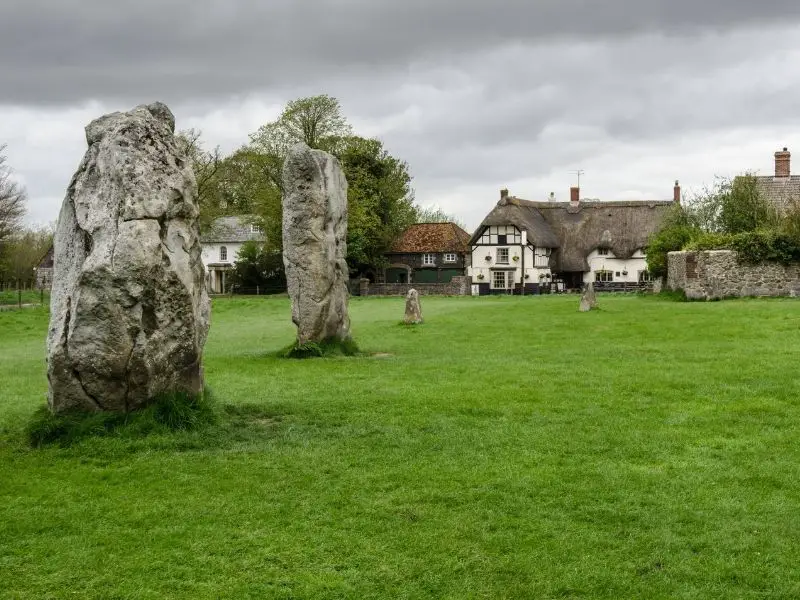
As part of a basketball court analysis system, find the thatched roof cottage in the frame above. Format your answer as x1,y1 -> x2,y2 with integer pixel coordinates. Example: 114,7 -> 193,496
468,185 -> 678,293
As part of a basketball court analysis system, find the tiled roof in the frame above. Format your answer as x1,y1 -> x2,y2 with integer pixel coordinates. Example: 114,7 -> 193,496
753,176 -> 800,213
389,222 -> 471,253
201,216 -> 267,243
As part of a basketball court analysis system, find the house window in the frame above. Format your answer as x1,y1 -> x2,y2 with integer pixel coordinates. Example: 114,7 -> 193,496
639,270 -> 654,283
497,248 -> 509,264
250,224 -> 263,234
598,247 -> 609,256
422,253 -> 436,266
595,270 -> 613,282
219,246 -> 228,262
492,271 -> 507,289
444,253 -> 457,263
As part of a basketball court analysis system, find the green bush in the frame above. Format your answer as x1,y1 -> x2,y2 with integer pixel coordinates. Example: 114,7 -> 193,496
728,231 -> 800,264
683,232 -> 735,251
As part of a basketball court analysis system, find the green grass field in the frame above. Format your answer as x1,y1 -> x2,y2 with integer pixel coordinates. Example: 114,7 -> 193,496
1,295 -> 799,599
0,289 -> 48,307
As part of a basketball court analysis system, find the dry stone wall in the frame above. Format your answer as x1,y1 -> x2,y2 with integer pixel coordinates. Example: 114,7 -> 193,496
668,250 -> 800,300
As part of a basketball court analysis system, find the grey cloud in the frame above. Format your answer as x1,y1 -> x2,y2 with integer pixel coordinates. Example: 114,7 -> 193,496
2,0 -> 800,104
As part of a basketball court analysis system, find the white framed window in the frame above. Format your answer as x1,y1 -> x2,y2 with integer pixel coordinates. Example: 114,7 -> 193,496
598,247 -> 609,256
492,271 -> 507,289
444,253 -> 457,263
497,248 -> 509,264
219,246 -> 228,262
422,253 -> 436,266
595,270 -> 613,282
639,270 -> 654,283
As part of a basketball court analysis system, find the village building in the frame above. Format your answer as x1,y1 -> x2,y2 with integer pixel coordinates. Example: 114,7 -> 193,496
468,185 -> 678,294
200,216 -> 266,293
752,147 -> 800,213
383,222 -> 471,284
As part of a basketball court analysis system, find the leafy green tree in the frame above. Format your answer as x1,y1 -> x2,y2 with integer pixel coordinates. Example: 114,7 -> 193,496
719,173 -> 777,234
338,136 -> 417,273
227,241 -> 285,293
415,205 -> 467,231
645,204 -> 698,278
0,225 -> 53,286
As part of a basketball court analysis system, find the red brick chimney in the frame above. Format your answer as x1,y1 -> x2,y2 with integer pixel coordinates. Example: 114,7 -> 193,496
673,180 -> 681,205
570,186 -> 580,207
775,147 -> 790,178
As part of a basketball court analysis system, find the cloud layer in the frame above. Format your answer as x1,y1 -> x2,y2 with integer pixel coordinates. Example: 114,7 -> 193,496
2,1 -> 800,230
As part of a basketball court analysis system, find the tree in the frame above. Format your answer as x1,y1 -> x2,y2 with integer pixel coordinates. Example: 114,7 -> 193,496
175,129 -> 224,230
227,241 -> 286,293
0,225 -> 52,287
338,135 -> 417,273
415,205 -> 468,231
0,144 -> 27,250
248,95 -> 353,189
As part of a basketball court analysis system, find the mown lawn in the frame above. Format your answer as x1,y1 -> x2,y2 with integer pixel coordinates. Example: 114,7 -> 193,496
1,295 -> 799,599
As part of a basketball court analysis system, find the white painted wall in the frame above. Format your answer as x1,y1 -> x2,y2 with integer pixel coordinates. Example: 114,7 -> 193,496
584,249 -> 650,284
200,242 -> 246,269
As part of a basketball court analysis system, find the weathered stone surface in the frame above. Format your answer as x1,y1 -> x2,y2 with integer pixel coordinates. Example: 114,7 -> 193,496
282,143 -> 350,345
46,102 -> 210,414
585,282 -> 598,308
579,282 -> 597,312
403,289 -> 423,324
668,250 -> 800,300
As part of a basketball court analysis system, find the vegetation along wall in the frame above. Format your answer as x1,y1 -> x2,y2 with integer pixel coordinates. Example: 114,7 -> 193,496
668,250 -> 800,300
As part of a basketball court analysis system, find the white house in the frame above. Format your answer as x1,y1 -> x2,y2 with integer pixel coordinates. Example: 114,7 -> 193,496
200,216 -> 266,293
468,185 -> 679,293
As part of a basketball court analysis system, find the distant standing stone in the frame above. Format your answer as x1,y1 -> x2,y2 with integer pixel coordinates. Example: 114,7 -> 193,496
404,289 -> 423,324
585,281 -> 598,308
579,283 -> 596,312
282,143 -> 351,345
46,102 -> 210,414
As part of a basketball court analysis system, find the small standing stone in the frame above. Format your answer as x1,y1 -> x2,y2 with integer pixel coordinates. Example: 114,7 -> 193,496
579,283 -> 597,312
404,289 -> 423,324
282,143 -> 351,345
585,281 -> 598,308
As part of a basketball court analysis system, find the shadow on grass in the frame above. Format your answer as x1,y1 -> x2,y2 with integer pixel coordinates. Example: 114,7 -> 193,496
25,390 -> 284,450
282,337 -> 360,359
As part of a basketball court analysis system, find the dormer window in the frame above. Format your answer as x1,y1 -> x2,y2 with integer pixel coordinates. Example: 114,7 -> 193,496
598,247 -> 609,256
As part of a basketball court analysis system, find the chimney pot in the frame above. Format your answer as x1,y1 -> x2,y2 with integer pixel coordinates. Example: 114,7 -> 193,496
775,147 -> 791,178
570,186 -> 580,206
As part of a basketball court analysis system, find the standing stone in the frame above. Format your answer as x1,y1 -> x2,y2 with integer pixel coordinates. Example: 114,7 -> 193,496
403,289 -> 423,324
46,102 -> 210,414
282,143 -> 350,345
579,283 -> 596,312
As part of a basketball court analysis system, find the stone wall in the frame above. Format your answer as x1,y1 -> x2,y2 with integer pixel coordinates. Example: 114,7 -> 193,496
668,250 -> 800,300
360,276 -> 472,297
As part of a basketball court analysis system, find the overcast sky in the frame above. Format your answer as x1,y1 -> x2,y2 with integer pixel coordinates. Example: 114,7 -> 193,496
2,0 -> 800,231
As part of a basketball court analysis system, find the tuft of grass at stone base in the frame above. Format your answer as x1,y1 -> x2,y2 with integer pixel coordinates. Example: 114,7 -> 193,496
283,336 -> 360,359
26,389 -> 219,448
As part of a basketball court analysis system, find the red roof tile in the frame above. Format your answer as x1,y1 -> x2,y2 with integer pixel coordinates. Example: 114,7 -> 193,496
389,222 -> 471,253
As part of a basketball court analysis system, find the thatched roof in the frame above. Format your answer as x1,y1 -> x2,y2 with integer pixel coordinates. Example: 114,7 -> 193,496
389,222 -> 470,253
469,197 -> 561,249
470,196 -> 675,272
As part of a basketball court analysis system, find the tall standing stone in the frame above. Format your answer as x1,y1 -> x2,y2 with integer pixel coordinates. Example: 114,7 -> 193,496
282,143 -> 350,345
404,289 -> 423,324
46,102 -> 210,414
